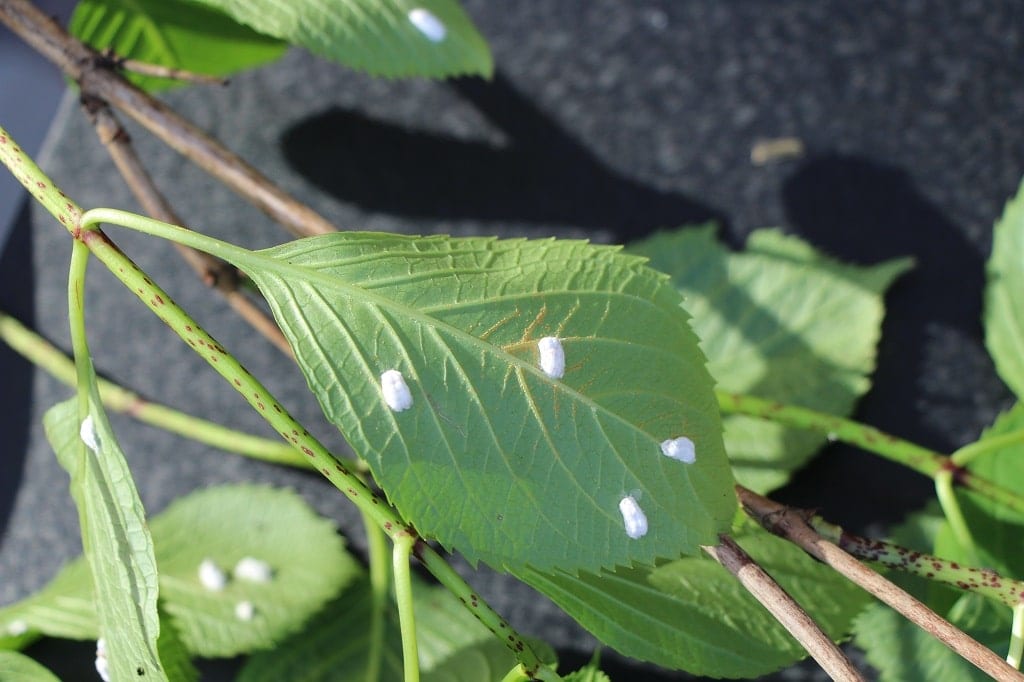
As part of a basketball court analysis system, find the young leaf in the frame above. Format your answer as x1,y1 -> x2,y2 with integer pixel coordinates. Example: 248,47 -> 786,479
43,397 -> 166,681
225,233 -> 737,573
985,175 -> 1024,400
516,525 -> 869,678
70,0 -> 287,92
149,485 -> 359,657
0,651 -> 60,682
188,0 -> 492,78
0,486 -> 357,660
631,225 -> 911,492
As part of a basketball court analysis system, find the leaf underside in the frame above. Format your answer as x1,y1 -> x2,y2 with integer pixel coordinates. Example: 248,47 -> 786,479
232,233 -> 737,573
70,0 -> 288,92
190,0 -> 493,78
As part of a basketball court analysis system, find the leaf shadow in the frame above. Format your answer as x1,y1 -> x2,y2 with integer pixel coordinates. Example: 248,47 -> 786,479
775,153 -> 993,529
279,71 -> 725,242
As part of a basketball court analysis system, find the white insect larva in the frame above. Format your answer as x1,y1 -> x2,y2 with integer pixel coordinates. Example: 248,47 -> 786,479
235,601 -> 256,622
660,436 -> 696,464
408,8 -> 447,42
537,336 -> 565,379
6,619 -> 28,636
618,495 -> 648,539
198,558 -> 227,592
95,638 -> 110,682
80,415 -> 100,452
233,556 -> 273,584
380,369 -> 414,412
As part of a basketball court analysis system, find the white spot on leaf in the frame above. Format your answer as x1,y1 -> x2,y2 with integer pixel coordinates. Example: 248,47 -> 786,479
234,556 -> 273,583
408,8 -> 447,42
380,369 -> 414,412
660,436 -> 696,463
6,619 -> 27,636
198,558 -> 227,591
95,638 -> 110,682
618,495 -> 648,539
80,415 -> 100,452
537,336 -> 565,379
235,601 -> 256,622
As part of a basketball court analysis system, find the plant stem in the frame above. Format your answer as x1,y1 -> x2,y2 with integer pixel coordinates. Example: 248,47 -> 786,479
1009,603 -> 1024,669
934,470 -> 978,561
363,509 -> 390,682
393,533 -> 419,682
703,535 -> 864,682
738,485 -> 1024,681
0,125 -> 550,676
952,428 -> 1024,466
0,310 -> 312,469
0,0 -> 336,238
716,391 -> 1024,516
810,518 -> 1024,609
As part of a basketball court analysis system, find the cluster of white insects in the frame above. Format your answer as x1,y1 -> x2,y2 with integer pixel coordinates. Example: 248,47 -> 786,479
196,556 -> 274,623
378,336 -> 697,541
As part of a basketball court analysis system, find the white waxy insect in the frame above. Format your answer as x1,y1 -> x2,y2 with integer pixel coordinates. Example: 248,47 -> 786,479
537,336 -> 565,379
80,415 -> 100,452
95,638 -> 110,682
380,369 -> 414,412
198,558 -> 228,591
235,601 -> 256,622
233,556 -> 273,584
6,619 -> 28,636
408,8 -> 447,42
618,495 -> 648,539
660,436 -> 696,464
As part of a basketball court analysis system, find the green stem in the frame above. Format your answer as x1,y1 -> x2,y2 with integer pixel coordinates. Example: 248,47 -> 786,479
716,391 -> 1024,516
68,239 -> 92,427
1010,603 -> 1024,669
811,518 -> 1023,608
934,470 -> 978,561
393,533 -> 419,682
0,124 -> 548,675
953,429 -> 1024,467
0,310 -> 312,469
363,509 -> 390,682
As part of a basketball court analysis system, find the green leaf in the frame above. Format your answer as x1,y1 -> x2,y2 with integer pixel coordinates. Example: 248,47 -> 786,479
854,507 -> 1012,682
69,0 -> 287,92
155,610 -> 198,682
985,176 -> 1024,400
962,403 -> 1024,525
515,524 -> 869,677
0,485 -> 357,660
43,396 -> 166,681
188,0 -> 492,78
0,651 -> 60,682
226,233 -> 737,573
631,225 -> 912,492
149,484 -> 359,657
0,557 -> 95,648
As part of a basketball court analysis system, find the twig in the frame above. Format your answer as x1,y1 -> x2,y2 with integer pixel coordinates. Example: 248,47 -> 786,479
0,0 -> 337,238
99,49 -> 230,86
737,485 -> 1024,681
702,535 -> 864,681
80,95 -> 293,357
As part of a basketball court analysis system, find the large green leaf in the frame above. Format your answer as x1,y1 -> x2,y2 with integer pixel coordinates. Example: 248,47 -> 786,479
44,396 -> 166,681
226,233 -> 737,573
0,485 -> 357,659
631,226 -> 911,492
189,0 -> 492,78
516,525 -> 869,678
70,0 -> 287,92
985,176 -> 1024,400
